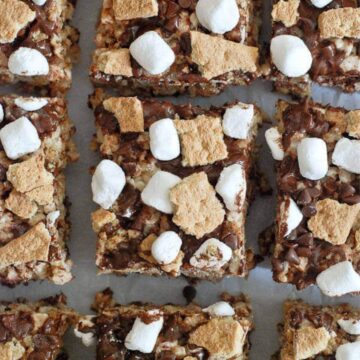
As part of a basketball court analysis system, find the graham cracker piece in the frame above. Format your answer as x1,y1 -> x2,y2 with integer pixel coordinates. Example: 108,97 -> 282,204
294,327 -> 330,359
138,234 -> 157,264
0,339 -> 25,360
0,0 -> 36,44
112,0 -> 158,21
318,8 -> 360,39
190,31 -> 258,80
91,208 -> 116,233
189,318 -> 245,358
96,49 -> 133,77
272,0 -> 300,27
5,190 -> 37,219
169,172 -> 225,239
308,199 -> 360,245
6,154 -> 54,206
346,110 -> 360,138
103,97 -> 144,133
174,115 -> 228,167
0,222 -> 51,269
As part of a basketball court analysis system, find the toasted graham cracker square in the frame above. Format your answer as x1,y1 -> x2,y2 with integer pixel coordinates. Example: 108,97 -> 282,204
5,190 -> 37,219
112,0 -> 158,21
174,115 -> 228,167
294,327 -> 331,359
346,110 -> 360,138
271,0 -> 299,27
95,49 -> 133,77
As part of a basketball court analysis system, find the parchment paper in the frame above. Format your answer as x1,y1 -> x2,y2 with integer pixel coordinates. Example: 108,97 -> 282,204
1,0 -> 360,358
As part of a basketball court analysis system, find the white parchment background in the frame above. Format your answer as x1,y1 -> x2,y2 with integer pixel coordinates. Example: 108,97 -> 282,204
1,0 -> 360,358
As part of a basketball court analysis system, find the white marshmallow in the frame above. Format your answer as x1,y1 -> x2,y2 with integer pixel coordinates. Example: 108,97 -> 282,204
190,238 -> 232,269
151,231 -> 182,265
141,171 -> 181,214
215,164 -> 246,211
270,35 -> 312,77
125,315 -> 164,353
91,160 -> 126,209
222,104 -> 254,139
284,198 -> 303,236
310,0 -> 332,8
46,210 -> 60,226
337,319 -> 360,335
149,118 -> 180,161
265,127 -> 284,161
32,0 -> 47,5
0,116 -> 41,160
203,301 -> 235,317
316,261 -> 360,297
196,0 -> 240,34
332,137 -> 360,174
0,104 -> 3,123
129,31 -> 175,75
74,328 -> 96,347
14,98 -> 48,112
336,341 -> 360,360
8,47 -> 49,76
297,138 -> 328,180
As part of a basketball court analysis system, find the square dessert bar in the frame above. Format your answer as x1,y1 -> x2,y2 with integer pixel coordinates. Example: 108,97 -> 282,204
269,99 -> 360,295
274,300 -> 360,359
0,0 -> 79,95
268,0 -> 360,97
0,95 -> 78,287
90,90 -> 262,280
90,0 -> 261,96
0,294 -> 76,359
75,289 -> 253,359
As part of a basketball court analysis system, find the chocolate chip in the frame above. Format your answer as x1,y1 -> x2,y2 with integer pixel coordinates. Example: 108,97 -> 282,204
302,204 -> 317,218
297,189 -> 312,205
342,195 -> 360,205
297,233 -> 314,247
183,285 -> 196,303
285,248 -> 301,265
340,183 -> 356,198
296,247 -> 312,257
272,258 -> 284,273
178,0 -> 192,8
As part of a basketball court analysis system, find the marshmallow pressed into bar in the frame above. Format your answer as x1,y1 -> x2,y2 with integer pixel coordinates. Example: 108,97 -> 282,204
203,301 -> 235,317
14,98 -> 48,111
265,127 -> 284,160
222,104 -> 254,139
151,231 -> 182,265
332,138 -> 360,174
283,198 -> 303,237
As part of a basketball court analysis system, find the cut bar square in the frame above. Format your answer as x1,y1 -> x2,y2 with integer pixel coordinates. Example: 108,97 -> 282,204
268,0 -> 360,97
0,294 -> 76,359
0,0 -> 79,95
90,90 -> 262,280
0,95 -> 78,286
76,289 -> 254,359
270,99 -> 360,295
274,300 -> 360,359
90,0 -> 261,96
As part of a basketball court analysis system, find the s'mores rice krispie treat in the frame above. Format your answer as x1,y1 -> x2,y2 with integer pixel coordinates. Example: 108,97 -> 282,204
89,90 -> 262,280
90,0 -> 261,97
0,0 -> 79,95
267,0 -> 360,97
274,300 -> 360,360
0,95 -> 78,287
0,294 -> 77,359
75,288 -> 254,359
265,99 -> 360,296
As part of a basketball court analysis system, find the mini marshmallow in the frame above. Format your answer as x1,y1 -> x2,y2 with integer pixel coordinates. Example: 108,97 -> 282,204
265,127 -> 284,161
190,238 -> 232,269
14,98 -> 48,111
32,0 -> 47,5
196,0 -> 240,34
297,137 -> 328,180
336,341 -> 360,360
337,319 -> 360,335
0,116 -> 41,160
141,171 -> 181,214
46,210 -> 60,226
310,0 -> 332,8
270,35 -> 312,77
91,160 -> 126,209
125,315 -> 164,353
8,47 -> 49,76
222,104 -> 254,139
203,301 -> 235,317
284,198 -> 303,236
151,231 -> 182,265
74,328 -> 96,347
215,164 -> 246,211
149,118 -> 180,161
0,104 -> 3,123
316,261 -> 360,297
129,31 -> 175,75
332,137 -> 360,175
